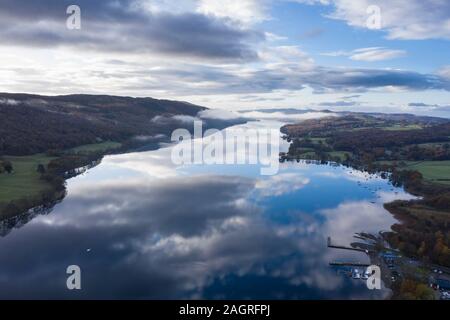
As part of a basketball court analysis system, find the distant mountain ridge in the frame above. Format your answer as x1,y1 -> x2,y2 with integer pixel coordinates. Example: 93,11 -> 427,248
0,93 -> 206,156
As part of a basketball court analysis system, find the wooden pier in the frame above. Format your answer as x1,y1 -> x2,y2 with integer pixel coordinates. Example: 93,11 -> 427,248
327,237 -> 370,253
329,261 -> 371,267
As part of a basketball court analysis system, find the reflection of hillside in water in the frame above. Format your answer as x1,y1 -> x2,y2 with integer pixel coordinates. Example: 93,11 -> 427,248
0,205 -> 55,237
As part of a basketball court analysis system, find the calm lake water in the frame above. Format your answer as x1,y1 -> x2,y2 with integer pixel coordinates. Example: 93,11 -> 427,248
0,118 -> 415,299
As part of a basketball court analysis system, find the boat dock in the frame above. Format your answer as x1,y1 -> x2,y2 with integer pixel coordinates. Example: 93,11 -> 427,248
327,237 -> 370,253
329,261 -> 370,267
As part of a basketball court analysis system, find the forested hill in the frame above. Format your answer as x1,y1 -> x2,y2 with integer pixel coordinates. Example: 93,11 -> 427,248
0,93 -> 206,156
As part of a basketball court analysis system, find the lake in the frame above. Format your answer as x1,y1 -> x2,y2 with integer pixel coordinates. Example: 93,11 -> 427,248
0,118 -> 415,299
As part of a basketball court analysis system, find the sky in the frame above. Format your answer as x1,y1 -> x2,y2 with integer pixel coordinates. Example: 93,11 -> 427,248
0,0 -> 449,116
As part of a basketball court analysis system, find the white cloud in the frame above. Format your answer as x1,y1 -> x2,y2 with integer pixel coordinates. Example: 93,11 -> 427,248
198,109 -> 244,120
298,0 -> 450,40
197,0 -> 271,25
239,110 -> 335,122
255,173 -> 310,196
260,46 -> 315,68
438,66 -> 450,80
1,0 -> 449,116
322,47 -> 406,61
349,47 -> 406,61
0,98 -> 19,105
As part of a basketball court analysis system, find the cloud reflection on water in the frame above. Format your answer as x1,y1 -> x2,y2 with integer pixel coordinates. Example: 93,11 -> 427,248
0,119 -> 402,299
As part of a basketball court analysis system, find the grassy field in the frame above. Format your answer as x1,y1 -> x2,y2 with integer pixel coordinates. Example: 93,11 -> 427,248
68,141 -> 122,155
399,161 -> 450,185
301,151 -> 317,158
351,124 -> 423,132
0,154 -> 55,205
328,151 -> 352,161
0,141 -> 122,208
377,160 -> 450,185
381,124 -> 423,131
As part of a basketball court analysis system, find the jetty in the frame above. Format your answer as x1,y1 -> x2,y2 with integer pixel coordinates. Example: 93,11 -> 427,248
327,237 -> 370,253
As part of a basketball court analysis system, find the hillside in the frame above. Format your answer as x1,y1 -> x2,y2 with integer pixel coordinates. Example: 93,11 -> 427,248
0,93 -> 206,156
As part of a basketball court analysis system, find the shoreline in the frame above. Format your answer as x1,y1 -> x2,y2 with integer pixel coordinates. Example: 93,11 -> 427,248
0,136 -> 170,221
280,116 -> 450,299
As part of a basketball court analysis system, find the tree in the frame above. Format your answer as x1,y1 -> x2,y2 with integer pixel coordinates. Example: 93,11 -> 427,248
414,284 -> 435,300
399,279 -> 435,300
3,160 -> 13,173
417,241 -> 427,257
37,164 -> 46,174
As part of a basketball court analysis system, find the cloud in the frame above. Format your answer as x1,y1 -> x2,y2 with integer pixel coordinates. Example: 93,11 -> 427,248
305,67 -> 449,93
0,98 -> 19,105
197,0 -> 271,26
2,48 -> 449,98
438,66 -> 450,80
296,0 -> 450,40
322,47 -> 406,61
255,173 -> 310,196
408,102 -> 434,107
0,0 -> 449,106
238,110 -> 334,122
341,95 -> 361,99
0,169 -> 389,299
198,109 -> 244,121
238,95 -> 285,102
0,0 -> 263,62
349,48 -> 406,62
320,201 -> 397,245
408,102 -> 450,111
122,62 -> 450,95
318,101 -> 356,107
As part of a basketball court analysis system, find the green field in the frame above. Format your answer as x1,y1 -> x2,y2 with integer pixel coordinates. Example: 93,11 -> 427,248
351,124 -> 423,132
375,160 -> 450,185
328,151 -> 352,161
399,161 -> 450,185
0,141 -> 122,209
381,124 -> 423,131
68,141 -> 122,155
0,154 -> 55,205
301,151 -> 317,158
